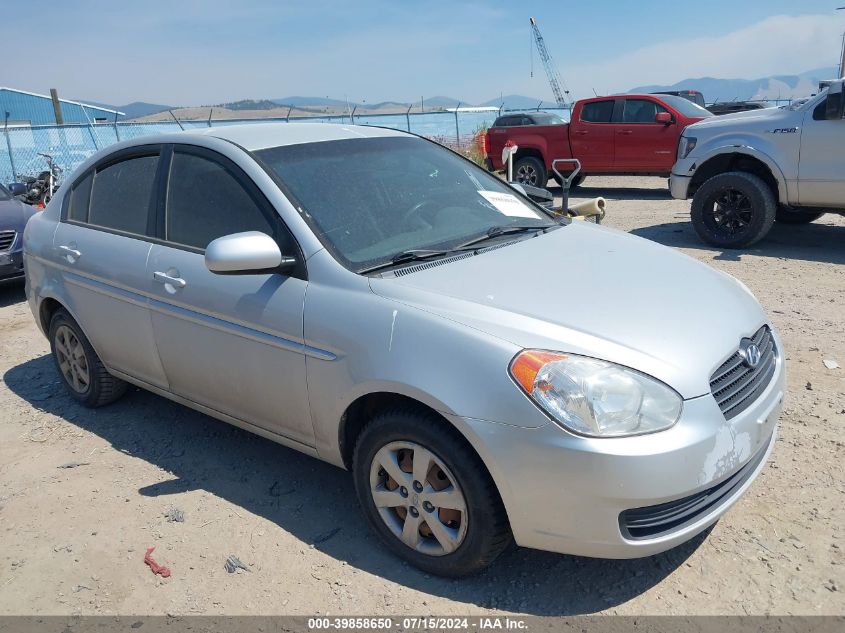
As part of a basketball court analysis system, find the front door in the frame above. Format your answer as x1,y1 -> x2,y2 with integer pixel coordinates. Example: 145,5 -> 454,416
613,98 -> 678,172
145,146 -> 314,446
799,102 -> 845,207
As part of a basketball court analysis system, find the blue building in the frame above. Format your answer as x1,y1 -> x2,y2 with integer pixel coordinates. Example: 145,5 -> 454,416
0,87 -> 123,126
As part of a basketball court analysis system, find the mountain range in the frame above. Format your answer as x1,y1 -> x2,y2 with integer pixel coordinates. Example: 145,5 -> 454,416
88,66 -> 837,119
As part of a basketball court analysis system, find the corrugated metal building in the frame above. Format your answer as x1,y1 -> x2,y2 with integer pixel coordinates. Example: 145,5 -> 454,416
0,87 -> 124,126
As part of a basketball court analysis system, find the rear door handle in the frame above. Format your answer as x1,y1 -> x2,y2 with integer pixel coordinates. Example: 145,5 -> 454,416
617,130 -> 633,135
58,245 -> 81,260
153,271 -> 187,289
573,130 -> 588,135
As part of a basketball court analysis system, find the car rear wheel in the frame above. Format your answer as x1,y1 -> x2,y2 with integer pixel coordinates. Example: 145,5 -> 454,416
513,156 -> 546,187
775,206 -> 825,224
690,171 -> 776,248
352,408 -> 511,577
49,308 -> 127,407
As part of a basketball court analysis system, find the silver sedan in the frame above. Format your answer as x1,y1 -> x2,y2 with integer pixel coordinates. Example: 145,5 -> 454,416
23,123 -> 784,576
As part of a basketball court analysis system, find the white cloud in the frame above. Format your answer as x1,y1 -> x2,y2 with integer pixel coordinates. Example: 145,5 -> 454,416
520,13 -> 843,100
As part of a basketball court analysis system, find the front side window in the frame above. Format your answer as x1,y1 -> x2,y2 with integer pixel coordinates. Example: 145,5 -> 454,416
622,99 -> 668,123
89,155 -> 158,235
165,151 -> 274,250
255,136 -> 555,272
580,100 -> 615,123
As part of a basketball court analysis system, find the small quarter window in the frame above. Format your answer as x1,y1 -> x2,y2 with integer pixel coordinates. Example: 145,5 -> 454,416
67,172 -> 93,222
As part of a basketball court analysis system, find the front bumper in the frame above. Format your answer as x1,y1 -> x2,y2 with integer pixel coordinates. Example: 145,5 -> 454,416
669,173 -> 692,200
0,248 -> 24,282
449,345 -> 785,559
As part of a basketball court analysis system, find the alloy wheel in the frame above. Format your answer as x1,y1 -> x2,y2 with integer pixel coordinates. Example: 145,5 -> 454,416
54,325 -> 90,394
369,441 -> 468,556
707,187 -> 753,236
516,164 -> 539,186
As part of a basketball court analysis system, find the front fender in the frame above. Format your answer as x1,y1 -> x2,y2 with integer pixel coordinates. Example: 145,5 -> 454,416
684,142 -> 791,203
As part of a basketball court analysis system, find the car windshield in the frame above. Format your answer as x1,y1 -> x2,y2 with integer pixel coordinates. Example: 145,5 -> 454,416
255,136 -> 556,272
659,95 -> 713,118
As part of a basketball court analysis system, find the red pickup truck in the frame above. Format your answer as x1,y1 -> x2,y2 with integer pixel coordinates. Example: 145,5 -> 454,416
486,94 -> 711,187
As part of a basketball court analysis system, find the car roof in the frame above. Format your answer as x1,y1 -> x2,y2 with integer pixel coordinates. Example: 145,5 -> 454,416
183,122 -> 409,151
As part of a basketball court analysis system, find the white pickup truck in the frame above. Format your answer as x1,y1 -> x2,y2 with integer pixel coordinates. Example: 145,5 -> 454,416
670,79 -> 845,247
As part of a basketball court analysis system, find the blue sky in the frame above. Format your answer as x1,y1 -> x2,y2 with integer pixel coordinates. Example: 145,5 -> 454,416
3,0 -> 844,105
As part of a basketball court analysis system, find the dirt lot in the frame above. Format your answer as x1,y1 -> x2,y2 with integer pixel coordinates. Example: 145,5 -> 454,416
0,176 -> 842,616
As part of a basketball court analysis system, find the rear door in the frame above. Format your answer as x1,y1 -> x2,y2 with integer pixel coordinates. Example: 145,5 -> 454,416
145,145 -> 314,446
52,148 -> 168,388
613,98 -> 678,172
569,99 -> 615,171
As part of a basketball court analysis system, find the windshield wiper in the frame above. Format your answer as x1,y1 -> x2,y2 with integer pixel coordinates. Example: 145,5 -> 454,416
455,223 -> 553,251
357,249 -> 451,274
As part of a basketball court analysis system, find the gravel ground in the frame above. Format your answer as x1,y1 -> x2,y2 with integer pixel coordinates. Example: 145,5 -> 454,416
0,176 -> 842,616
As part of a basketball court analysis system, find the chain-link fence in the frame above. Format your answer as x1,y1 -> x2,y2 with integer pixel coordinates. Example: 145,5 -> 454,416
1,98 -> 799,186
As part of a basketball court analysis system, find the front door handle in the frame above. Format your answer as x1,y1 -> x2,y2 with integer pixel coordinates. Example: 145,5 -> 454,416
617,130 -> 633,135
58,245 -> 81,259
573,130 -> 588,135
153,271 -> 187,289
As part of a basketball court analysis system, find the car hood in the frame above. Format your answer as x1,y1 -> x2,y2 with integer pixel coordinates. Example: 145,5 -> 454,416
686,106 -> 787,131
0,198 -> 35,234
369,223 -> 767,399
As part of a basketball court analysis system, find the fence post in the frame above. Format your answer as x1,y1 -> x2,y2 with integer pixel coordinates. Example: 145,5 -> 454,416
286,106 -> 292,123
113,110 -> 120,141
81,106 -> 99,149
207,108 -> 213,127
455,102 -> 461,145
405,105 -> 412,132
3,112 -> 17,180
351,105 -> 357,125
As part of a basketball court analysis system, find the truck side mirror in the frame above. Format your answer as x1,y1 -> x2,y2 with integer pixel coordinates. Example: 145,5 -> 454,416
655,112 -> 673,125
825,80 -> 845,120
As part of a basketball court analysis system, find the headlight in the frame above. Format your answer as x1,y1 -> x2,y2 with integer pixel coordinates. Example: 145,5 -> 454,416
509,351 -> 682,437
677,136 -> 697,160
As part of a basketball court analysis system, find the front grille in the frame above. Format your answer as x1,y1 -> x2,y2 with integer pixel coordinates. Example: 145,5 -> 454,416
620,438 -> 770,540
709,326 -> 777,420
0,230 -> 15,252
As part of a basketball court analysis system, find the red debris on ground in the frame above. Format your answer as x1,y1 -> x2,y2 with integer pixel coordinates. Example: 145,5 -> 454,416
143,547 -> 171,578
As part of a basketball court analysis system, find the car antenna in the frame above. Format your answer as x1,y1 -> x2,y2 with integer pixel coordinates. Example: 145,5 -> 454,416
168,110 -> 185,131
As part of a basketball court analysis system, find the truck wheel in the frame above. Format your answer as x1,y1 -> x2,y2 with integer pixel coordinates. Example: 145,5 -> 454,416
690,171 -> 776,248
775,206 -> 825,224
513,156 -> 546,187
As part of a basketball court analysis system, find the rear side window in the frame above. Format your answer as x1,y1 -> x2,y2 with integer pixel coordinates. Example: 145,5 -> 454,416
622,99 -> 668,123
89,155 -> 158,235
580,100 -> 614,123
67,172 -> 93,222
165,151 -> 274,250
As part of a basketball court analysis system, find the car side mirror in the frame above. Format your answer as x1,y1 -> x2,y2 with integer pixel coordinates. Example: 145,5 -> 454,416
8,182 -> 26,196
204,231 -> 295,275
825,80 -> 845,120
655,112 -> 673,125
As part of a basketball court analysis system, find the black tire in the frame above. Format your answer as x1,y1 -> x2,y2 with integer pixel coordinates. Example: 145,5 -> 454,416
512,156 -> 546,187
352,408 -> 511,577
48,308 -> 127,407
552,172 -> 585,189
775,206 -> 825,224
690,171 -> 776,248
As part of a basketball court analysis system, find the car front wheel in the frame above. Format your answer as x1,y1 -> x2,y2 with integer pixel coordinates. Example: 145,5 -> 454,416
352,408 -> 511,577
690,171 -> 776,248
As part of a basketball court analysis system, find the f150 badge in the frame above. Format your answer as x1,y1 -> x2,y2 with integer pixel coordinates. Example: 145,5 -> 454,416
767,127 -> 799,134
